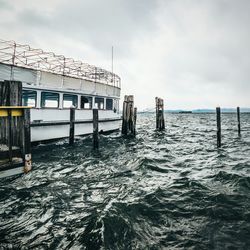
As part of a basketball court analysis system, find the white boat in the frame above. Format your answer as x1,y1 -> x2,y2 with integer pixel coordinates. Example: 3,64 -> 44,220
0,40 -> 121,143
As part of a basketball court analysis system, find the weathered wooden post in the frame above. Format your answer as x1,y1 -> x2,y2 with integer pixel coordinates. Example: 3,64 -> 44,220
155,97 -> 165,130
121,95 -> 135,136
0,80 -> 33,176
7,109 -> 12,163
237,107 -> 241,137
0,80 -> 22,146
216,107 -> 221,147
133,107 -> 137,136
23,108 -> 32,173
121,95 -> 128,135
69,107 -> 75,145
93,108 -> 99,149
156,97 -> 159,129
161,99 -> 165,130
0,80 -> 22,106
127,95 -> 134,134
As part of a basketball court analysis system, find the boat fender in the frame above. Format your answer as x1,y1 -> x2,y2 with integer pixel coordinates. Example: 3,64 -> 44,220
24,154 -> 32,173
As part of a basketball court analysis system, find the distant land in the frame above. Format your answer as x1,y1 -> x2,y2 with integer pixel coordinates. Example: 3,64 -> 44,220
171,108 -> 250,113
140,108 -> 250,113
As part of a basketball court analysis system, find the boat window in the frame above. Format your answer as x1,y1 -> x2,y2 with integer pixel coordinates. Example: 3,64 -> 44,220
106,98 -> 113,110
63,94 -> 78,108
95,97 -> 104,109
22,90 -> 37,107
41,92 -> 59,108
81,96 -> 92,109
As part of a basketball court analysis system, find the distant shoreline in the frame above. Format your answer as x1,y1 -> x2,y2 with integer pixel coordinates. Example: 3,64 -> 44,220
138,111 -> 250,114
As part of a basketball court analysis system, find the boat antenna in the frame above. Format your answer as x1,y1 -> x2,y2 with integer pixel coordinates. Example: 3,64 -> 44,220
111,46 -> 114,82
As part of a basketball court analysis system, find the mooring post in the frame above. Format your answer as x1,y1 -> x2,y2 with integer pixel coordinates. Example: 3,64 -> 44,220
156,97 -> 159,129
127,95 -> 134,133
9,81 -> 22,146
1,81 -> 22,147
7,109 -> 12,163
122,95 -> 128,135
155,97 -> 165,130
133,107 -> 137,136
237,107 -> 241,137
23,108 -> 32,173
216,107 -> 221,148
93,108 -> 99,149
122,95 -> 135,136
160,98 -> 165,130
69,107 -> 75,145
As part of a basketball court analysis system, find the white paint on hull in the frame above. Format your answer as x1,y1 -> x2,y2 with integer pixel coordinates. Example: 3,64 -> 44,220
30,109 -> 121,142
31,120 -> 120,142
0,166 -> 24,178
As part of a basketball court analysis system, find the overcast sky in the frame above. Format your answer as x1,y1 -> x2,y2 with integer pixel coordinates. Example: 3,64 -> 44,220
0,0 -> 249,110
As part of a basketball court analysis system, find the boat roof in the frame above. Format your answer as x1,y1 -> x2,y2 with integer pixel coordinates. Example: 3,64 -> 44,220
0,39 -> 121,88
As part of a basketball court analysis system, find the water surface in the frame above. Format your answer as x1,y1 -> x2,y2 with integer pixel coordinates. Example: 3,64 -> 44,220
1,113 -> 250,249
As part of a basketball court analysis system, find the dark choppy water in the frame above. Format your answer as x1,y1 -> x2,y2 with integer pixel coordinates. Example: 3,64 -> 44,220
1,113 -> 250,249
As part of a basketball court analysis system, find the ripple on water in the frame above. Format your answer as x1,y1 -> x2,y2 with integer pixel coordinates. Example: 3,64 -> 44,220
0,113 -> 250,249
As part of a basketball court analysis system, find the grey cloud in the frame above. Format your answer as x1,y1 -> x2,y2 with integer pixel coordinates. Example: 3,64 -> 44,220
0,0 -> 13,10
0,0 -> 249,109
17,9 -> 51,27
13,0 -> 159,58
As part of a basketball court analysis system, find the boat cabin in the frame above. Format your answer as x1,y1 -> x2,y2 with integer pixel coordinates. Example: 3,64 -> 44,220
0,40 -> 121,142
22,88 -> 119,112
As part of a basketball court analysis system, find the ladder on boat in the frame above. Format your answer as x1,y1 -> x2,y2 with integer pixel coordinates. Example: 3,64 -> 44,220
0,106 -> 31,178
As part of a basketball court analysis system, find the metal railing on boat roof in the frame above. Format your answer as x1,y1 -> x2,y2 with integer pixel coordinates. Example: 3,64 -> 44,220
0,39 -> 121,88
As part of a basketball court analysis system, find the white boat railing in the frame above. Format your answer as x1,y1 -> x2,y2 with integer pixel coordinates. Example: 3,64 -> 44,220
0,39 -> 121,88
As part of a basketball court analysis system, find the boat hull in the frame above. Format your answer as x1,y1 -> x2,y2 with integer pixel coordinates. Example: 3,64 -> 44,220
30,109 -> 121,142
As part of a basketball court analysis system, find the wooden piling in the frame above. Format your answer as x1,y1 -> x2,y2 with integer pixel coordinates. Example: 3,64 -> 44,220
121,95 -> 135,136
237,107 -> 241,137
155,97 -> 165,130
0,80 -> 22,146
0,79 -> 33,176
156,97 -> 159,129
0,80 -> 22,106
69,107 -> 75,145
216,107 -> 221,148
7,109 -> 12,163
127,95 -> 134,133
93,108 -> 99,149
121,95 -> 128,135
23,108 -> 32,173
133,107 -> 137,136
